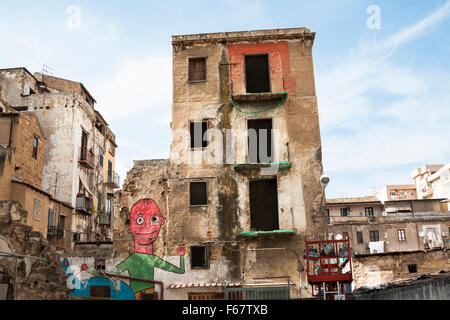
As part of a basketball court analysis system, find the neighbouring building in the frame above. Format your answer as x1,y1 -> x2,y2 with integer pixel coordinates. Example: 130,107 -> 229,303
376,184 -> 418,202
103,27 -> 328,301
327,196 -> 450,255
0,68 -> 119,250
0,105 -> 73,247
412,164 -> 450,210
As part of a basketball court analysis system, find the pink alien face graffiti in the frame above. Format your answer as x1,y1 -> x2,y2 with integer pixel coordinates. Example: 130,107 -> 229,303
129,199 -> 166,255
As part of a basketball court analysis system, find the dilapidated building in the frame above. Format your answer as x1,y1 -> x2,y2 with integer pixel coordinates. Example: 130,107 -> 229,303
112,27 -> 328,300
0,68 -> 119,250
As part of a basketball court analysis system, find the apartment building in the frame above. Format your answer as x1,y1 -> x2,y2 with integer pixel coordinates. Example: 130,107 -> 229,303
0,68 -> 119,249
102,27 -> 328,300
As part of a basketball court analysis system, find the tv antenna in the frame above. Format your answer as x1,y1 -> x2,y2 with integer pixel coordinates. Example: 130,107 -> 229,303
42,64 -> 54,75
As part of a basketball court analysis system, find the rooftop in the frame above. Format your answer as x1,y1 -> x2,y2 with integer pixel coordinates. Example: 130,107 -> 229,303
327,196 -> 380,205
172,27 -> 315,45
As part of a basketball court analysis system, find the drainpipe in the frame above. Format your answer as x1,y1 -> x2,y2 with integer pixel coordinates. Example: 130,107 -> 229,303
102,272 -> 164,300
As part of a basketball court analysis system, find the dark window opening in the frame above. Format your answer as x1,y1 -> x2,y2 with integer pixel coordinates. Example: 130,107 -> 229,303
343,232 -> 349,240
99,154 -> 104,167
191,245 -> 209,269
32,137 -> 38,159
250,179 -> 279,231
95,259 -> 106,271
95,122 -> 105,136
370,231 -> 380,242
245,54 -> 270,93
140,292 -> 159,300
365,207 -> 374,218
357,231 -> 364,244
190,122 -> 208,149
107,160 -> 113,183
408,264 -> 418,273
89,286 -> 110,298
341,208 -> 350,217
189,57 -> 207,82
72,233 -> 81,243
190,182 -> 207,206
248,119 -> 273,163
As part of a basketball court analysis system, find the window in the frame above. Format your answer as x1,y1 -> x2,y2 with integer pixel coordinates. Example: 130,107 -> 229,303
33,198 -> 41,221
326,209 -> 330,221
188,57 -> 207,82
191,245 -> 210,269
250,179 -> 279,231
89,286 -> 110,298
73,233 -> 81,243
245,54 -> 270,93
108,160 -> 113,182
95,259 -> 106,271
397,229 -> 407,242
248,119 -> 273,163
408,264 -> 418,273
357,231 -> 364,244
99,154 -> 104,167
343,232 -> 349,240
365,207 -> 374,218
340,208 -> 350,217
190,122 -> 208,149
370,231 -> 380,242
32,137 -> 38,159
190,182 -> 208,206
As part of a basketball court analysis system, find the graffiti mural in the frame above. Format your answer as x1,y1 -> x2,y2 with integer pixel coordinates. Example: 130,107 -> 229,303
115,199 -> 185,299
63,198 -> 185,300
62,258 -> 136,300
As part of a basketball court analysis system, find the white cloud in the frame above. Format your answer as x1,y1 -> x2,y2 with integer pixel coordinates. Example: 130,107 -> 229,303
92,54 -> 172,121
318,1 -> 450,197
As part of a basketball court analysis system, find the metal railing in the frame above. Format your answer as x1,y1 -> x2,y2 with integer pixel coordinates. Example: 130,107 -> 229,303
79,147 -> 94,168
76,194 -> 92,214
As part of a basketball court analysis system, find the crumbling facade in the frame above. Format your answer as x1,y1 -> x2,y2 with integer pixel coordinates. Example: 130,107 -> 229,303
0,68 -> 119,250
113,28 -> 327,300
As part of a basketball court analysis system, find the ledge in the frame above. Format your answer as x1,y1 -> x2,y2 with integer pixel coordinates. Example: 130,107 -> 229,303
237,230 -> 296,239
232,92 -> 287,103
234,162 -> 291,173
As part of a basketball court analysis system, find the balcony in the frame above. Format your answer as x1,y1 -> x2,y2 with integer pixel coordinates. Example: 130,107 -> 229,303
79,147 -> 95,169
76,194 -> 92,214
105,172 -> 120,189
47,225 -> 64,241
98,211 -> 111,226
234,162 -> 291,174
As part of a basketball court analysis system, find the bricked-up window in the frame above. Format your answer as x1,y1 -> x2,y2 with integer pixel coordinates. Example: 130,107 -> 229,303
32,137 -> 38,159
370,230 -> 380,242
245,54 -> 270,93
190,182 -> 207,206
357,231 -> 364,244
90,286 -> 110,298
190,122 -> 208,149
33,198 -> 41,221
365,207 -> 374,217
191,245 -> 210,269
397,229 -> 407,242
188,57 -> 207,82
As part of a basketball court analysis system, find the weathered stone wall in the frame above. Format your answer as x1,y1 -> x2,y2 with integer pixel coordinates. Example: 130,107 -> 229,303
12,113 -> 45,190
352,249 -> 450,290
0,201 -> 71,300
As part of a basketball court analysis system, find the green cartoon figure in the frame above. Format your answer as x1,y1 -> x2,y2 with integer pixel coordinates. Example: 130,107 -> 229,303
114,199 -> 185,299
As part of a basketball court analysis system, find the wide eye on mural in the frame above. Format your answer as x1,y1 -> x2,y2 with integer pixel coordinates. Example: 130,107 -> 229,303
136,216 -> 145,225
151,215 -> 159,225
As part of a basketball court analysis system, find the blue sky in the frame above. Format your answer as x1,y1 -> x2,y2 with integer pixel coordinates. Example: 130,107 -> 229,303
1,0 -> 449,198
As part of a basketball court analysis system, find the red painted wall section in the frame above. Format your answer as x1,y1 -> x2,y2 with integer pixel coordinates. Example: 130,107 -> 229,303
226,42 -> 297,96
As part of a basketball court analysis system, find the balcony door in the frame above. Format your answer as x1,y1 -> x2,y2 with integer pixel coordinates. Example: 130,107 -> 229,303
250,179 -> 279,231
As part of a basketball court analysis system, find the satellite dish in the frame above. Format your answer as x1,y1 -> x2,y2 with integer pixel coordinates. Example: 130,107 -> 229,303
320,175 -> 330,188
